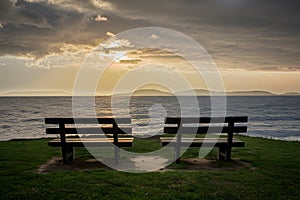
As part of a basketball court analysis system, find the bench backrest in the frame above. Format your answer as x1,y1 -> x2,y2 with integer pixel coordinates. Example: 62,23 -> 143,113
164,116 -> 248,136
45,118 -> 132,144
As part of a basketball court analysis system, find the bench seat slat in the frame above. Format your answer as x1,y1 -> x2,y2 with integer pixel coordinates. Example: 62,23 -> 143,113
164,126 -> 247,134
46,127 -> 132,134
165,116 -> 248,124
48,138 -> 134,147
45,118 -> 131,124
160,137 -> 245,147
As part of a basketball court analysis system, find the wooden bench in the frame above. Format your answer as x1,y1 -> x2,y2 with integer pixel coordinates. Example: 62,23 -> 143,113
160,116 -> 248,163
45,118 -> 133,164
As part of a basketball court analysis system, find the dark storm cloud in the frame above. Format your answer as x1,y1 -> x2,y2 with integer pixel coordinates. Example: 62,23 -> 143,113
0,0 -> 149,58
0,0 -> 88,57
110,0 -> 299,30
0,0 -> 299,71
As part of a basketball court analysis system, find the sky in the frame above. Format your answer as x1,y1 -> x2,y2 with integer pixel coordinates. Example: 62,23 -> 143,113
0,0 -> 299,95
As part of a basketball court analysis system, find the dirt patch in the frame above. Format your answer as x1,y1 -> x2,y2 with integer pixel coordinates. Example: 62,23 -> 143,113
130,156 -> 169,171
37,156 -> 169,173
37,157 -> 112,174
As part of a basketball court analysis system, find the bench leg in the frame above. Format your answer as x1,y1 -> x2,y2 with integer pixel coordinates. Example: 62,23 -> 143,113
218,146 -> 232,161
218,146 -> 226,161
114,146 -> 120,164
62,145 -> 74,164
225,146 -> 232,161
174,146 -> 180,164
61,144 -> 68,164
66,146 -> 74,162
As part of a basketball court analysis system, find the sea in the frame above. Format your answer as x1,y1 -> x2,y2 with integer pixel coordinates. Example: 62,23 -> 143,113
0,96 -> 299,141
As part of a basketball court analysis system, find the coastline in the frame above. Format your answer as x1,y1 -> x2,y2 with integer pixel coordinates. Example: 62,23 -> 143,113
1,133 -> 300,143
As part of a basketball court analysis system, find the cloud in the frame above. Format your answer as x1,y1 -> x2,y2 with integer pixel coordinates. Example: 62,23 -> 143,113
0,0 -> 148,60
0,0 -> 51,28
0,0 -> 298,72
100,37 -> 134,49
43,0 -> 114,13
25,43 -> 93,68
108,0 -> 299,72
110,0 -> 299,30
253,66 -> 300,72
94,14 -> 108,21
119,59 -> 141,64
106,31 -> 115,37
0,0 -> 14,19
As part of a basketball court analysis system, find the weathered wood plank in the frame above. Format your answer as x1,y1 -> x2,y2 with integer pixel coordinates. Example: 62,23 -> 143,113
160,137 -> 245,147
165,116 -> 248,124
45,118 -> 131,124
164,126 -> 247,134
46,127 -> 132,135
48,138 -> 134,147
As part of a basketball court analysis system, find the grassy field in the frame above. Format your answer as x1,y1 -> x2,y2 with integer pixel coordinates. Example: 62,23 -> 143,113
0,136 -> 299,199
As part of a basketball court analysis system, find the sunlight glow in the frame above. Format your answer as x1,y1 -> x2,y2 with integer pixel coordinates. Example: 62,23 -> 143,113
98,51 -> 128,62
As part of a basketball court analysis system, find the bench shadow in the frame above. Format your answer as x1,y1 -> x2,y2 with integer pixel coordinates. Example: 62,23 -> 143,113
164,158 -> 254,172
37,157 -> 113,174
37,157 -> 253,174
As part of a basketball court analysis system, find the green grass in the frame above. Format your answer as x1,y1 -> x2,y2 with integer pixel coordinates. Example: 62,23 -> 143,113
0,136 -> 300,199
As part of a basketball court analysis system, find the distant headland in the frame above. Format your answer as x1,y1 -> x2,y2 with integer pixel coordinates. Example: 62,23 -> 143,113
1,89 -> 299,97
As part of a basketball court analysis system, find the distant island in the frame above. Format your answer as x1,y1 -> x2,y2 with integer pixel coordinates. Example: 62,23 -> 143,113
177,89 -> 275,96
131,89 -> 174,96
281,92 -> 300,96
1,89 -> 299,97
0,90 -> 71,97
120,89 -> 300,96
